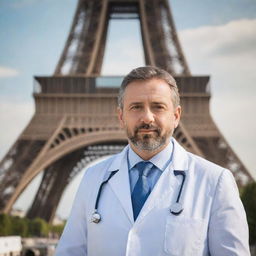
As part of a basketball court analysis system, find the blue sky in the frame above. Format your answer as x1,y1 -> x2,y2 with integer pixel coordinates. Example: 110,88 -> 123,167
0,0 -> 256,219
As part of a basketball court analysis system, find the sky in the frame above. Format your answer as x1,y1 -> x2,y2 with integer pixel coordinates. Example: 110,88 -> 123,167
0,0 -> 256,219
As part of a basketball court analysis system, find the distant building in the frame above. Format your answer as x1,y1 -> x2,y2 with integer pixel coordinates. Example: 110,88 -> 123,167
10,208 -> 26,218
52,215 -> 65,226
22,238 -> 58,256
0,236 -> 22,256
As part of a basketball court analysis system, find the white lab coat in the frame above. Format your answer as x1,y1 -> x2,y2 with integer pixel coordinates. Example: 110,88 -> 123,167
55,138 -> 250,256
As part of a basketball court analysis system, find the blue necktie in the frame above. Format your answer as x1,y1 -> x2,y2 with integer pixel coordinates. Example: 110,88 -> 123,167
131,161 -> 153,220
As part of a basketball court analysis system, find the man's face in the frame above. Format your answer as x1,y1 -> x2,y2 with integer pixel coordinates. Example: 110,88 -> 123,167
118,78 -> 181,154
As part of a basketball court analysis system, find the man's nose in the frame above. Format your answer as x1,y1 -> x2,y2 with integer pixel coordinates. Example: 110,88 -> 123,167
141,108 -> 154,124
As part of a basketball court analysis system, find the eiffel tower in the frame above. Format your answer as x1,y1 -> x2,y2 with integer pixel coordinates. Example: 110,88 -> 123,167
0,0 -> 253,223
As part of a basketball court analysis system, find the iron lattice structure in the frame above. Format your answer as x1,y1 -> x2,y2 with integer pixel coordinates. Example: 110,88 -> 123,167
0,0 -> 253,223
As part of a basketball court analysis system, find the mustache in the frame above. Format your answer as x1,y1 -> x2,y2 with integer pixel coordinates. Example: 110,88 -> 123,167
135,124 -> 161,134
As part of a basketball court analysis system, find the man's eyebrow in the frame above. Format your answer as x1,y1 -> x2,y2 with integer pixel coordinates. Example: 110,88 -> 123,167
151,101 -> 167,105
127,101 -> 167,106
128,102 -> 143,106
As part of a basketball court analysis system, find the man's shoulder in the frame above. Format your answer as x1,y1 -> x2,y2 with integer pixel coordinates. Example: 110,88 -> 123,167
188,152 -> 224,172
84,155 -> 115,179
77,150 -> 123,192
172,138 -> 226,178
186,152 -> 238,193
186,151 -> 232,182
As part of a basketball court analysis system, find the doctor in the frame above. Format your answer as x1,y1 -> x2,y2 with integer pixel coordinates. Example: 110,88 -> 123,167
55,66 -> 250,256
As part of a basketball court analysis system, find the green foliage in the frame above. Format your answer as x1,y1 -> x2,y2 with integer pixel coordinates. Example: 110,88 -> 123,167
49,223 -> 65,235
0,214 -> 12,236
29,218 -> 49,237
10,216 -> 28,237
0,214 -> 65,238
241,182 -> 256,245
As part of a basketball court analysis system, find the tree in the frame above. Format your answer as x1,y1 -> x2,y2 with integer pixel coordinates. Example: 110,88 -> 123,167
29,218 -> 49,237
0,214 -> 12,236
10,216 -> 28,237
49,223 -> 65,237
241,182 -> 256,245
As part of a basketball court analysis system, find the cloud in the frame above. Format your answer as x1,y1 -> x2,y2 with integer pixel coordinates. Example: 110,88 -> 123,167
179,18 -> 256,61
179,18 -> 256,93
0,66 -> 19,78
211,95 -> 256,180
178,19 -> 256,178
213,19 -> 256,56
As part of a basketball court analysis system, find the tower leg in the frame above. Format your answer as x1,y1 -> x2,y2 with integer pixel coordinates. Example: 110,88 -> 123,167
26,148 -> 85,222
0,139 -> 45,211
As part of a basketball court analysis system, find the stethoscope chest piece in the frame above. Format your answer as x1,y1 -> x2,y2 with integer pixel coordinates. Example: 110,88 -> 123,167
91,211 -> 101,223
170,202 -> 183,215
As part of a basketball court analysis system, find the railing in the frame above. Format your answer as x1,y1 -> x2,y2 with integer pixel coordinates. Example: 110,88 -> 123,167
64,114 -> 119,128
33,76 -> 123,94
33,75 -> 210,95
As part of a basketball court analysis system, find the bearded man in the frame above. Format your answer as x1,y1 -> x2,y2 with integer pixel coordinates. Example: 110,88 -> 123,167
55,66 -> 250,256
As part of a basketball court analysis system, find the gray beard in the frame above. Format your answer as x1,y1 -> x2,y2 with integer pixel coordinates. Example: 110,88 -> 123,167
126,124 -> 170,152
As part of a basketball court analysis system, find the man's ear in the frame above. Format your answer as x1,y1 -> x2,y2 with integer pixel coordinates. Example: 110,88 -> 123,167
174,105 -> 181,128
117,107 -> 125,128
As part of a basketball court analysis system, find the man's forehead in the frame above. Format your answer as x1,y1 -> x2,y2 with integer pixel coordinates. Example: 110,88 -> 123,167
125,78 -> 168,87
124,79 -> 172,98
123,86 -> 172,108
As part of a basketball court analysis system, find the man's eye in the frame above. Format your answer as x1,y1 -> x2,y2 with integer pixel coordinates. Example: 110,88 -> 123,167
154,105 -> 164,110
131,105 -> 141,110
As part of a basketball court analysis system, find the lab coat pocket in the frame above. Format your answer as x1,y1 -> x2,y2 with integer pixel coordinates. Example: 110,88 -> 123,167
164,217 -> 205,255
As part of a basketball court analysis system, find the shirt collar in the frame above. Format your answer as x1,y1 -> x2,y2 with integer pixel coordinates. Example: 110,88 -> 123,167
128,139 -> 173,171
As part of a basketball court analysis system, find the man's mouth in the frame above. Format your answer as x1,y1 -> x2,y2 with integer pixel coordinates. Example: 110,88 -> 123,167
134,124 -> 161,137
138,129 -> 156,133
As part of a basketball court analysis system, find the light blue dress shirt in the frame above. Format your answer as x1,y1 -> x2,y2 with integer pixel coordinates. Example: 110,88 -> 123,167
128,140 -> 174,193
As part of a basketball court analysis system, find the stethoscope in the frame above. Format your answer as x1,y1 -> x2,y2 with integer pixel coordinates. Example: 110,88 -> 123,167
91,169 -> 186,223
91,170 -> 118,223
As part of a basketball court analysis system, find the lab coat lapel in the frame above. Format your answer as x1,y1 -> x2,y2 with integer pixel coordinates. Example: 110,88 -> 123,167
135,138 -> 189,223
108,147 -> 134,224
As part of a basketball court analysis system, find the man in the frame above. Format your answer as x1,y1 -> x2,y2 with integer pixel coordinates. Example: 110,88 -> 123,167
55,66 -> 250,256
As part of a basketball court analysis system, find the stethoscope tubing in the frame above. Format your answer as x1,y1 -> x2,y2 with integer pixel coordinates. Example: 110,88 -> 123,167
170,170 -> 186,215
91,170 -> 118,223
91,169 -> 186,223
95,170 -> 118,210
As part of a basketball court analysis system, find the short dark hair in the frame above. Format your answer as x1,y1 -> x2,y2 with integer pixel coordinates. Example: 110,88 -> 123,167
118,66 -> 180,109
